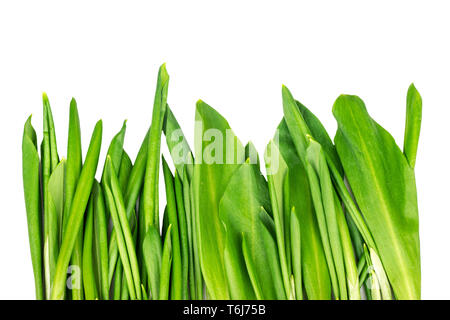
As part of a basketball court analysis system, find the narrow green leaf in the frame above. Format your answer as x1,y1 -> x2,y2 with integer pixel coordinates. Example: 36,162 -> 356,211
142,226 -> 162,300
63,98 -> 82,235
104,156 -> 142,299
160,225 -> 173,300
403,83 -> 422,169
163,105 -> 193,178
162,157 -> 183,300
335,194 -> 360,300
264,142 -> 291,298
92,181 -> 109,299
143,64 -> 169,230
51,120 -> 102,300
290,207 -> 302,300
369,248 -> 392,300
22,116 -> 44,300
43,93 -> 59,170
107,130 -> 149,286
174,172 -> 189,299
82,194 -> 98,300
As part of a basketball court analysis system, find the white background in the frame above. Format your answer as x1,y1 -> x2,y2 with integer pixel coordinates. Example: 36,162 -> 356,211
0,1 -> 449,299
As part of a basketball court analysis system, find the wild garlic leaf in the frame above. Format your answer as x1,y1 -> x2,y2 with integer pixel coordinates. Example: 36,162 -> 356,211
333,94 -> 421,299
273,119 -> 331,300
219,161 -> 281,299
193,100 -> 244,299
403,83 -> 422,169
22,116 -> 44,300
142,225 -> 162,300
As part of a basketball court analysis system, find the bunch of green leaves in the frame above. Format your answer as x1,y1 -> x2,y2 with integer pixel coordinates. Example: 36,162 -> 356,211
22,67 -> 422,300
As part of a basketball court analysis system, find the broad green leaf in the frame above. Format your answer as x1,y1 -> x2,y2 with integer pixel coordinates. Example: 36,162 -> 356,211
51,120 -> 102,300
22,116 -> 44,300
219,162 -> 279,299
403,83 -> 422,169
333,94 -> 420,299
193,100 -> 244,299
242,235 -> 263,299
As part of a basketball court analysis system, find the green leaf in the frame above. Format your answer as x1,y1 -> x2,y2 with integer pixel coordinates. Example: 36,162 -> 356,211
142,226 -> 162,300
48,159 -> 65,239
219,162 -> 278,299
51,120 -> 102,300
161,157 -> 183,300
369,248 -> 392,300
163,105 -> 193,178
143,63 -> 169,230
63,98 -> 82,235
43,93 -> 59,170
403,83 -> 422,169
103,156 -> 142,299
63,98 -> 84,300
22,116 -> 44,300
296,100 -> 343,175
305,139 -> 346,299
264,141 -> 291,298
333,94 -> 420,299
335,192 -> 360,300
174,172 -> 189,299
268,119 -> 331,300
107,130 -> 150,286
193,100 -> 245,299
160,225 -> 173,300
241,235 -> 263,299
82,194 -> 98,300
92,181 -> 109,300
44,159 -> 65,296
289,207 -> 302,300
